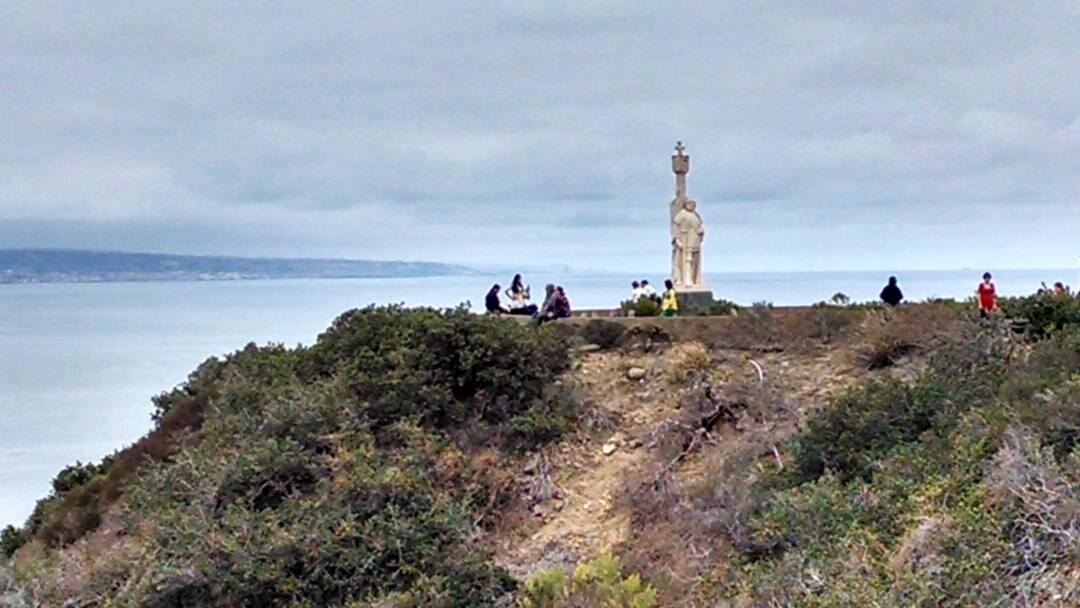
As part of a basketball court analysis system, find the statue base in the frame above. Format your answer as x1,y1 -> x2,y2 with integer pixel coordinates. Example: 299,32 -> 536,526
676,287 -> 714,314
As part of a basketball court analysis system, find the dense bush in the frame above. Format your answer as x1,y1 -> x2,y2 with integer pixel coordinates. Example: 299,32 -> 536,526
11,305 -> 577,607
792,320 -> 1013,485
50,459 -> 110,495
788,378 -> 936,484
308,305 -> 570,428
620,297 -> 661,317
1,525 -> 27,558
999,292 -> 1080,338
151,355 -> 226,422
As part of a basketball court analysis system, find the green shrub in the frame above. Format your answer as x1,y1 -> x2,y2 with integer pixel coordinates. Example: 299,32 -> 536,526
1,524 -> 27,558
708,298 -> 739,316
310,305 -> 570,428
620,297 -> 661,317
13,305 -> 578,606
518,552 -> 658,608
999,293 -> 1080,339
51,460 -> 108,495
580,319 -> 627,349
789,378 -> 927,484
151,355 -> 226,422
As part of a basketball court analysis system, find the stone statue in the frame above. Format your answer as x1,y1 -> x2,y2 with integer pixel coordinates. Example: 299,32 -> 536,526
668,141 -> 706,288
673,199 -> 705,286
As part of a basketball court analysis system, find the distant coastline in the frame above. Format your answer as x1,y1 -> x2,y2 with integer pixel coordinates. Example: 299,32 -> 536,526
0,248 -> 474,285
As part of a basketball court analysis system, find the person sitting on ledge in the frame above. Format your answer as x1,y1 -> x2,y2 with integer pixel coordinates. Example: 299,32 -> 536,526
880,276 -> 903,306
533,284 -> 558,325
505,273 -> 537,315
553,286 -> 571,319
641,279 -> 658,301
485,284 -> 508,314
660,279 -> 679,317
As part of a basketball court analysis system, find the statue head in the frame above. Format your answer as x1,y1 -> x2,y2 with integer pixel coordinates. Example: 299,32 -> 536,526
684,199 -> 697,211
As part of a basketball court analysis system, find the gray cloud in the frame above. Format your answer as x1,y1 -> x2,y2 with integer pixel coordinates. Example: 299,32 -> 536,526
1,1 -> 1078,271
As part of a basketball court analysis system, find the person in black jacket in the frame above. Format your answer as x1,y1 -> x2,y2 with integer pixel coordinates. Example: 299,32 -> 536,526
485,284 -> 508,314
880,276 -> 903,306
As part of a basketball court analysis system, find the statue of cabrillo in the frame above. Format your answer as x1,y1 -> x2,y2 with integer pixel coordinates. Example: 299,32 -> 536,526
669,142 -> 707,290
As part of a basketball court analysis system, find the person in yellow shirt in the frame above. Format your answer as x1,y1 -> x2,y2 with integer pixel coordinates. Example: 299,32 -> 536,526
660,279 -> 679,317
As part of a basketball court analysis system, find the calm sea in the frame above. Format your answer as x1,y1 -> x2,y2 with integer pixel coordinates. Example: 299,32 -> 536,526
1,268 -> 1075,527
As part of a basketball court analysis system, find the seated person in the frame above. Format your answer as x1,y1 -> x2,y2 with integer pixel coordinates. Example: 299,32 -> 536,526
641,279 -> 658,301
553,286 -> 571,318
660,279 -> 678,317
485,284 -> 508,314
505,274 -> 537,314
880,276 -> 903,306
533,284 -> 558,325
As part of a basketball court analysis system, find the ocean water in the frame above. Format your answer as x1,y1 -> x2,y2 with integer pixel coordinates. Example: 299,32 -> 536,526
1,268 -> 1075,527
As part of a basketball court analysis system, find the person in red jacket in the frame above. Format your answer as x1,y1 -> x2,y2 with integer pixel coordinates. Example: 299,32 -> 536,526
977,272 -> 997,318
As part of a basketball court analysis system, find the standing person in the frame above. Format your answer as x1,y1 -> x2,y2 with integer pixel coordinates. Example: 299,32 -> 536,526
977,272 -> 997,318
631,280 -> 644,302
485,284 -> 507,314
880,276 -> 904,306
641,279 -> 658,301
660,279 -> 679,317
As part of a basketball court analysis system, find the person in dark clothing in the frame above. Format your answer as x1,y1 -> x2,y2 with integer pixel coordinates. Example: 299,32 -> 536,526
552,286 -> 571,318
485,284 -> 507,314
880,276 -> 903,306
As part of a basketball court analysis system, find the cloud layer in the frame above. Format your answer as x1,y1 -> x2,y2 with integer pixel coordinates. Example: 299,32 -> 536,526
2,1 -> 1078,271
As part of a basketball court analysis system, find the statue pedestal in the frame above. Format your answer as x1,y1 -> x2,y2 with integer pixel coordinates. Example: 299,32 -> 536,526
676,287 -> 714,314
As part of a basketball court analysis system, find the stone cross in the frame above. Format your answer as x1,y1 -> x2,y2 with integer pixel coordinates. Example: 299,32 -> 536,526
671,141 -> 689,200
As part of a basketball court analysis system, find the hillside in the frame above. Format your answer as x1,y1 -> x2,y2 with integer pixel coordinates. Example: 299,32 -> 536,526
0,249 -> 472,284
2,296 -> 1079,606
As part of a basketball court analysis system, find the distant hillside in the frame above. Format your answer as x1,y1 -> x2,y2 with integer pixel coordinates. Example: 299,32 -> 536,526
0,249 -> 473,284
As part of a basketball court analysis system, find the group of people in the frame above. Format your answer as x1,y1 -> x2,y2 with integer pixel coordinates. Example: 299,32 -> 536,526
630,278 -> 681,317
485,274 -> 571,324
485,271 -> 1075,324
881,272 -> 1073,318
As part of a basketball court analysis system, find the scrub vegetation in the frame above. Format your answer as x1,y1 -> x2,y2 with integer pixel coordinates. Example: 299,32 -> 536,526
3,296 -> 1078,607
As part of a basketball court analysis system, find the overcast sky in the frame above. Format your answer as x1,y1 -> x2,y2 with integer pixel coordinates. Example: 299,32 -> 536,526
1,1 -> 1078,272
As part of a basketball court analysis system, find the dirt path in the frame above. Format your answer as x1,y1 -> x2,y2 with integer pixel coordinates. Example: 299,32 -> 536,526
493,342 -> 865,578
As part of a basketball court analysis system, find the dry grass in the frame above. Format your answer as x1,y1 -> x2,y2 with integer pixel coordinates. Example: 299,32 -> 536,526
664,341 -> 712,383
854,305 -> 962,370
988,429 -> 1080,607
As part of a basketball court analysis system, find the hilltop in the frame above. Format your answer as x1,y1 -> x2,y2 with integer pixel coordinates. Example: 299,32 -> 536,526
2,295 -> 1079,606
0,249 -> 473,284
